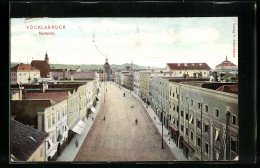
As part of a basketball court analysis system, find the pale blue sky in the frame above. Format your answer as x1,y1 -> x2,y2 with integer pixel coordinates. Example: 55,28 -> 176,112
11,17 -> 238,69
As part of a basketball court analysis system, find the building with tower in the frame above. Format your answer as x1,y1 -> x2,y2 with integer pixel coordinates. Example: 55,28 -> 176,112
103,57 -> 110,81
11,63 -> 40,85
31,51 -> 51,81
214,56 -> 238,73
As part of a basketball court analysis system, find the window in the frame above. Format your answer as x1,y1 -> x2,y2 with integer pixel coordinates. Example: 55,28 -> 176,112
185,128 -> 188,136
197,137 -> 201,147
52,133 -> 55,144
191,99 -> 193,106
58,112 -> 60,121
205,143 -> 209,154
40,148 -> 43,157
231,138 -> 237,153
181,110 -> 184,117
172,92 -> 175,97
185,113 -> 188,121
198,102 -> 201,109
191,131 -> 194,141
215,129 -> 220,142
205,105 -> 208,113
197,120 -> 201,129
177,120 -> 179,127
48,115 -> 51,128
181,124 -> 184,132
47,141 -> 51,150
204,123 -> 209,133
231,115 -> 236,125
52,114 -> 55,125
215,109 -> 219,118
189,115 -> 194,124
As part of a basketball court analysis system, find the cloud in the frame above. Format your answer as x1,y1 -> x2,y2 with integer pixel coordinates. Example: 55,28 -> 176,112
180,28 -> 220,43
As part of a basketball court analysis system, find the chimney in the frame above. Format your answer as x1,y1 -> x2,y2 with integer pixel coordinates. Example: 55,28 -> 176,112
28,76 -> 31,84
186,74 -> 189,79
42,82 -> 45,93
198,72 -> 202,78
19,87 -> 24,100
71,73 -> 74,81
213,72 -> 217,82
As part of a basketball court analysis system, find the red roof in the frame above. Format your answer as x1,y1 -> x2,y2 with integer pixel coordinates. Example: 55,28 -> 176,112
167,63 -> 211,70
31,61 -> 50,78
11,64 -> 39,72
25,92 -> 68,103
50,69 -> 64,72
216,85 -> 238,95
216,60 -> 237,67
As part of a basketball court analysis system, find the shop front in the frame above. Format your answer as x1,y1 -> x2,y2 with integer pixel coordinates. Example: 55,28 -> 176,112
170,124 -> 179,146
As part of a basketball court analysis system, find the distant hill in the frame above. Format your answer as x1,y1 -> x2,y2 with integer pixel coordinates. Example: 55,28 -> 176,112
11,63 -> 163,71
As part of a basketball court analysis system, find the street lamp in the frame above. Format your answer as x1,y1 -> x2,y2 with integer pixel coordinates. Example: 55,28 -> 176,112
186,97 -> 190,146
161,100 -> 164,149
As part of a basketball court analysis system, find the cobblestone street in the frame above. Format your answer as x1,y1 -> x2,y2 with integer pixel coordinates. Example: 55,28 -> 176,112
74,83 -> 176,162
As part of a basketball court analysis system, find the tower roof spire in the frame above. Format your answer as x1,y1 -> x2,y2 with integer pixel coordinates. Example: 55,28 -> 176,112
45,51 -> 48,59
226,55 -> 228,61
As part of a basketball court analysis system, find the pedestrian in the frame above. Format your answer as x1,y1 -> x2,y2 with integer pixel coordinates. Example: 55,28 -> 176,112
75,140 -> 79,148
104,116 -> 106,121
92,117 -> 94,121
154,116 -> 156,121
123,92 -> 125,97
168,138 -> 171,144
135,119 -> 138,125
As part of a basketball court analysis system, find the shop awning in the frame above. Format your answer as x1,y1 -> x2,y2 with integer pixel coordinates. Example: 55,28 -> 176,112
48,138 -> 54,147
72,124 -> 84,135
48,149 -> 57,158
78,120 -> 86,129
215,129 -> 219,141
189,116 -> 193,123
91,106 -> 96,113
216,152 -> 219,160
182,140 -> 195,151
170,124 -> 178,132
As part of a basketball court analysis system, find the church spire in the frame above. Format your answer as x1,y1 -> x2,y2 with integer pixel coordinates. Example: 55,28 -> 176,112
226,55 -> 228,61
45,51 -> 49,64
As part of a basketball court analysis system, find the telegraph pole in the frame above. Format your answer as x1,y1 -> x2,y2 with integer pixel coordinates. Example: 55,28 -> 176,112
161,101 -> 164,149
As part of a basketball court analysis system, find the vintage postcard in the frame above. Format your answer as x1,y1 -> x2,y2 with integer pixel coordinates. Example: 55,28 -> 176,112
10,17 -> 238,162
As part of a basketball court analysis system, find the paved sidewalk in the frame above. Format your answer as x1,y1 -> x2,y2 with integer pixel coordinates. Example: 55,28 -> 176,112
57,96 -> 102,162
119,84 -> 188,161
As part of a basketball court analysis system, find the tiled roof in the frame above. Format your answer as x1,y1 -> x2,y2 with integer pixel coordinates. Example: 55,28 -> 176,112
182,82 -> 238,91
65,71 -> 96,79
48,83 -> 83,91
11,64 -> 39,72
168,78 -> 209,83
215,60 -> 237,67
216,85 -> 238,94
11,100 -> 53,128
10,119 -> 48,161
167,63 -> 211,70
50,69 -> 64,72
31,60 -> 50,78
25,92 -> 68,103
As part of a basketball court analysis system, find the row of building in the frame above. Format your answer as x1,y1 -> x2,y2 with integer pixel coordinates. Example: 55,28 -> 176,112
114,58 -> 238,161
10,53 -> 103,162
